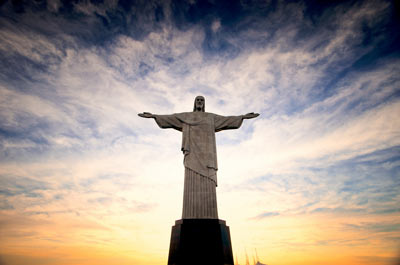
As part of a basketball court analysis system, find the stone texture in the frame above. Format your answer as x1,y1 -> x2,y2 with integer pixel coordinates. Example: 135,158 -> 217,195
153,111 -> 243,184
138,96 -> 259,263
138,96 -> 259,219
182,167 -> 218,219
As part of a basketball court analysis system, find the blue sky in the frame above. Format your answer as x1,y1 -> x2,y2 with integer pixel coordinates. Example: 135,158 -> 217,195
0,0 -> 399,264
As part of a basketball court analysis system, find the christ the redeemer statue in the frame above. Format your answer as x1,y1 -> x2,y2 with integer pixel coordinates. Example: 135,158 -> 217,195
138,96 -> 259,219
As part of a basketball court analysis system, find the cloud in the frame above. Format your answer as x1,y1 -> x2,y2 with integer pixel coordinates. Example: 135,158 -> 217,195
355,256 -> 400,265
253,211 -> 280,219
0,0 -> 399,264
0,174 -> 49,198
344,222 -> 400,233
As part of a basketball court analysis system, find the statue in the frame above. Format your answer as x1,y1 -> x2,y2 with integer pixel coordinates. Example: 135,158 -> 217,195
138,96 -> 259,219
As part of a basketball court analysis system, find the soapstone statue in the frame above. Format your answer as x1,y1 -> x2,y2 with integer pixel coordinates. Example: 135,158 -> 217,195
139,96 -> 259,219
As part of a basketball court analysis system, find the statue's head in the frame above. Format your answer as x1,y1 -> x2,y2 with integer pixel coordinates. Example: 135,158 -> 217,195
193,95 -> 205,112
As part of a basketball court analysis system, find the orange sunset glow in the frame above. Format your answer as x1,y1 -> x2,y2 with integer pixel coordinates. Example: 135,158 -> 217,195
0,0 -> 399,264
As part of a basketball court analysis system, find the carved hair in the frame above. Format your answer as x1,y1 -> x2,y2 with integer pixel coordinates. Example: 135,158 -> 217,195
193,96 -> 205,112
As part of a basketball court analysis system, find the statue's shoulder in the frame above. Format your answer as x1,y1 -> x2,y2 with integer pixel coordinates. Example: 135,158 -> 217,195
204,112 -> 219,120
175,112 -> 191,118
173,112 -> 192,121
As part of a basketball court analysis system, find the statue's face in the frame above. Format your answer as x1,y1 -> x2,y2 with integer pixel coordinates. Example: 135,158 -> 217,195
195,96 -> 205,111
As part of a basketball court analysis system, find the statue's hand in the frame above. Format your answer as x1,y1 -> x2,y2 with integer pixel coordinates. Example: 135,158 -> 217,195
138,112 -> 155,118
243,112 -> 260,119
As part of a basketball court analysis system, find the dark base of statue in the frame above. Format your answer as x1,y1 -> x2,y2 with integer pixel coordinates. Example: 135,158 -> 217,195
167,219 -> 234,265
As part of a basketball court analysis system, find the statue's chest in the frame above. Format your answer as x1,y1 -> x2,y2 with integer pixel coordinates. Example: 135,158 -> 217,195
185,113 -> 213,126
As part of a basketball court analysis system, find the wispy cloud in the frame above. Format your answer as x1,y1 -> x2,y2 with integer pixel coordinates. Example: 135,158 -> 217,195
0,0 -> 399,264
253,211 -> 280,220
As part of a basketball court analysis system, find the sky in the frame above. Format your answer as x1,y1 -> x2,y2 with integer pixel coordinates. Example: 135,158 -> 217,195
0,0 -> 399,264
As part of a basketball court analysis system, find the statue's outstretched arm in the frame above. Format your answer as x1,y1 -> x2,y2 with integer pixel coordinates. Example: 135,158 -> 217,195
243,112 -> 260,119
138,112 -> 155,118
138,112 -> 183,131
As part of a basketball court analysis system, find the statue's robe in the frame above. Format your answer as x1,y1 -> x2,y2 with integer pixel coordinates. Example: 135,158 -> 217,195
154,112 -> 244,219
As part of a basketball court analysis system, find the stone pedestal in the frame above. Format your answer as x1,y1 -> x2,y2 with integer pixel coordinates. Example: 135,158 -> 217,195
167,219 -> 234,265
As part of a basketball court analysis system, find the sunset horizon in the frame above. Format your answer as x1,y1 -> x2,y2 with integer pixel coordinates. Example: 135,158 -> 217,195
0,0 -> 399,264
